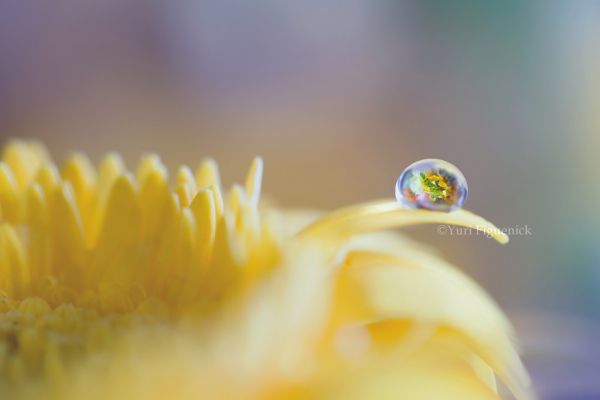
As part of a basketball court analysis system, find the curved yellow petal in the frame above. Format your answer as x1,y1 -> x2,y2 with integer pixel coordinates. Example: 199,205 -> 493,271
299,200 -> 509,244
334,249 -> 532,400
311,329 -> 502,400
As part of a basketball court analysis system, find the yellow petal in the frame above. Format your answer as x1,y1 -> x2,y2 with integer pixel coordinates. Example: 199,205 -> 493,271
95,174 -> 140,248
90,175 -> 141,283
137,156 -> 170,242
335,249 -> 531,400
227,184 -> 246,224
150,194 -> 182,293
0,224 -> 28,297
245,157 -> 263,208
313,331 -> 501,400
96,153 -> 125,195
171,208 -> 199,306
61,153 -> 96,243
361,320 -> 499,393
135,154 -> 165,183
51,183 -> 86,284
90,153 -> 126,245
0,162 -> 20,222
206,184 -> 224,218
190,189 -> 217,265
206,214 -> 243,293
1,140 -> 49,190
34,163 -> 60,195
300,200 -> 509,244
25,184 -> 51,289
195,158 -> 221,190
176,166 -> 197,208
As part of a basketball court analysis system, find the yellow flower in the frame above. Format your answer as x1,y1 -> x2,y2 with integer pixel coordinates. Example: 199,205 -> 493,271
0,140 -> 532,399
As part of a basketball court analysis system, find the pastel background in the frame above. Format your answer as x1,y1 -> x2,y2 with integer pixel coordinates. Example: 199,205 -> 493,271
1,2 -> 598,398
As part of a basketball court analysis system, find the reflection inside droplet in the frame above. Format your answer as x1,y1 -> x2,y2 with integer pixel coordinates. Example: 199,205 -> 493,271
395,159 -> 468,212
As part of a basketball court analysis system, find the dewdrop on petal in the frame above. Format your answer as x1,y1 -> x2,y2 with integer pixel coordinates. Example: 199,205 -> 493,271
395,159 -> 468,212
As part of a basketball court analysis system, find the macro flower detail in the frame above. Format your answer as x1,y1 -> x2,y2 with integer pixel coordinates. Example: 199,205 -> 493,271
0,140 -> 531,399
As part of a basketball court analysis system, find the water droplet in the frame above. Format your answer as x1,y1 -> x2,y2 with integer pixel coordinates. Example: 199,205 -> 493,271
395,159 -> 468,212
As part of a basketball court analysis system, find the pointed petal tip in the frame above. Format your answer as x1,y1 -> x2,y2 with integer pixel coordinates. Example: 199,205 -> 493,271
245,157 -> 264,208
196,158 -> 222,190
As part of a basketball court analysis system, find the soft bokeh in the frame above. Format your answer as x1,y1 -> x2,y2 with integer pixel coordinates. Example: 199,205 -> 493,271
1,1 -> 598,398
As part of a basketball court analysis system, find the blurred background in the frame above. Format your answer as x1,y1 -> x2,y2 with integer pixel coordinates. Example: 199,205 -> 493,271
0,1 -> 598,398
